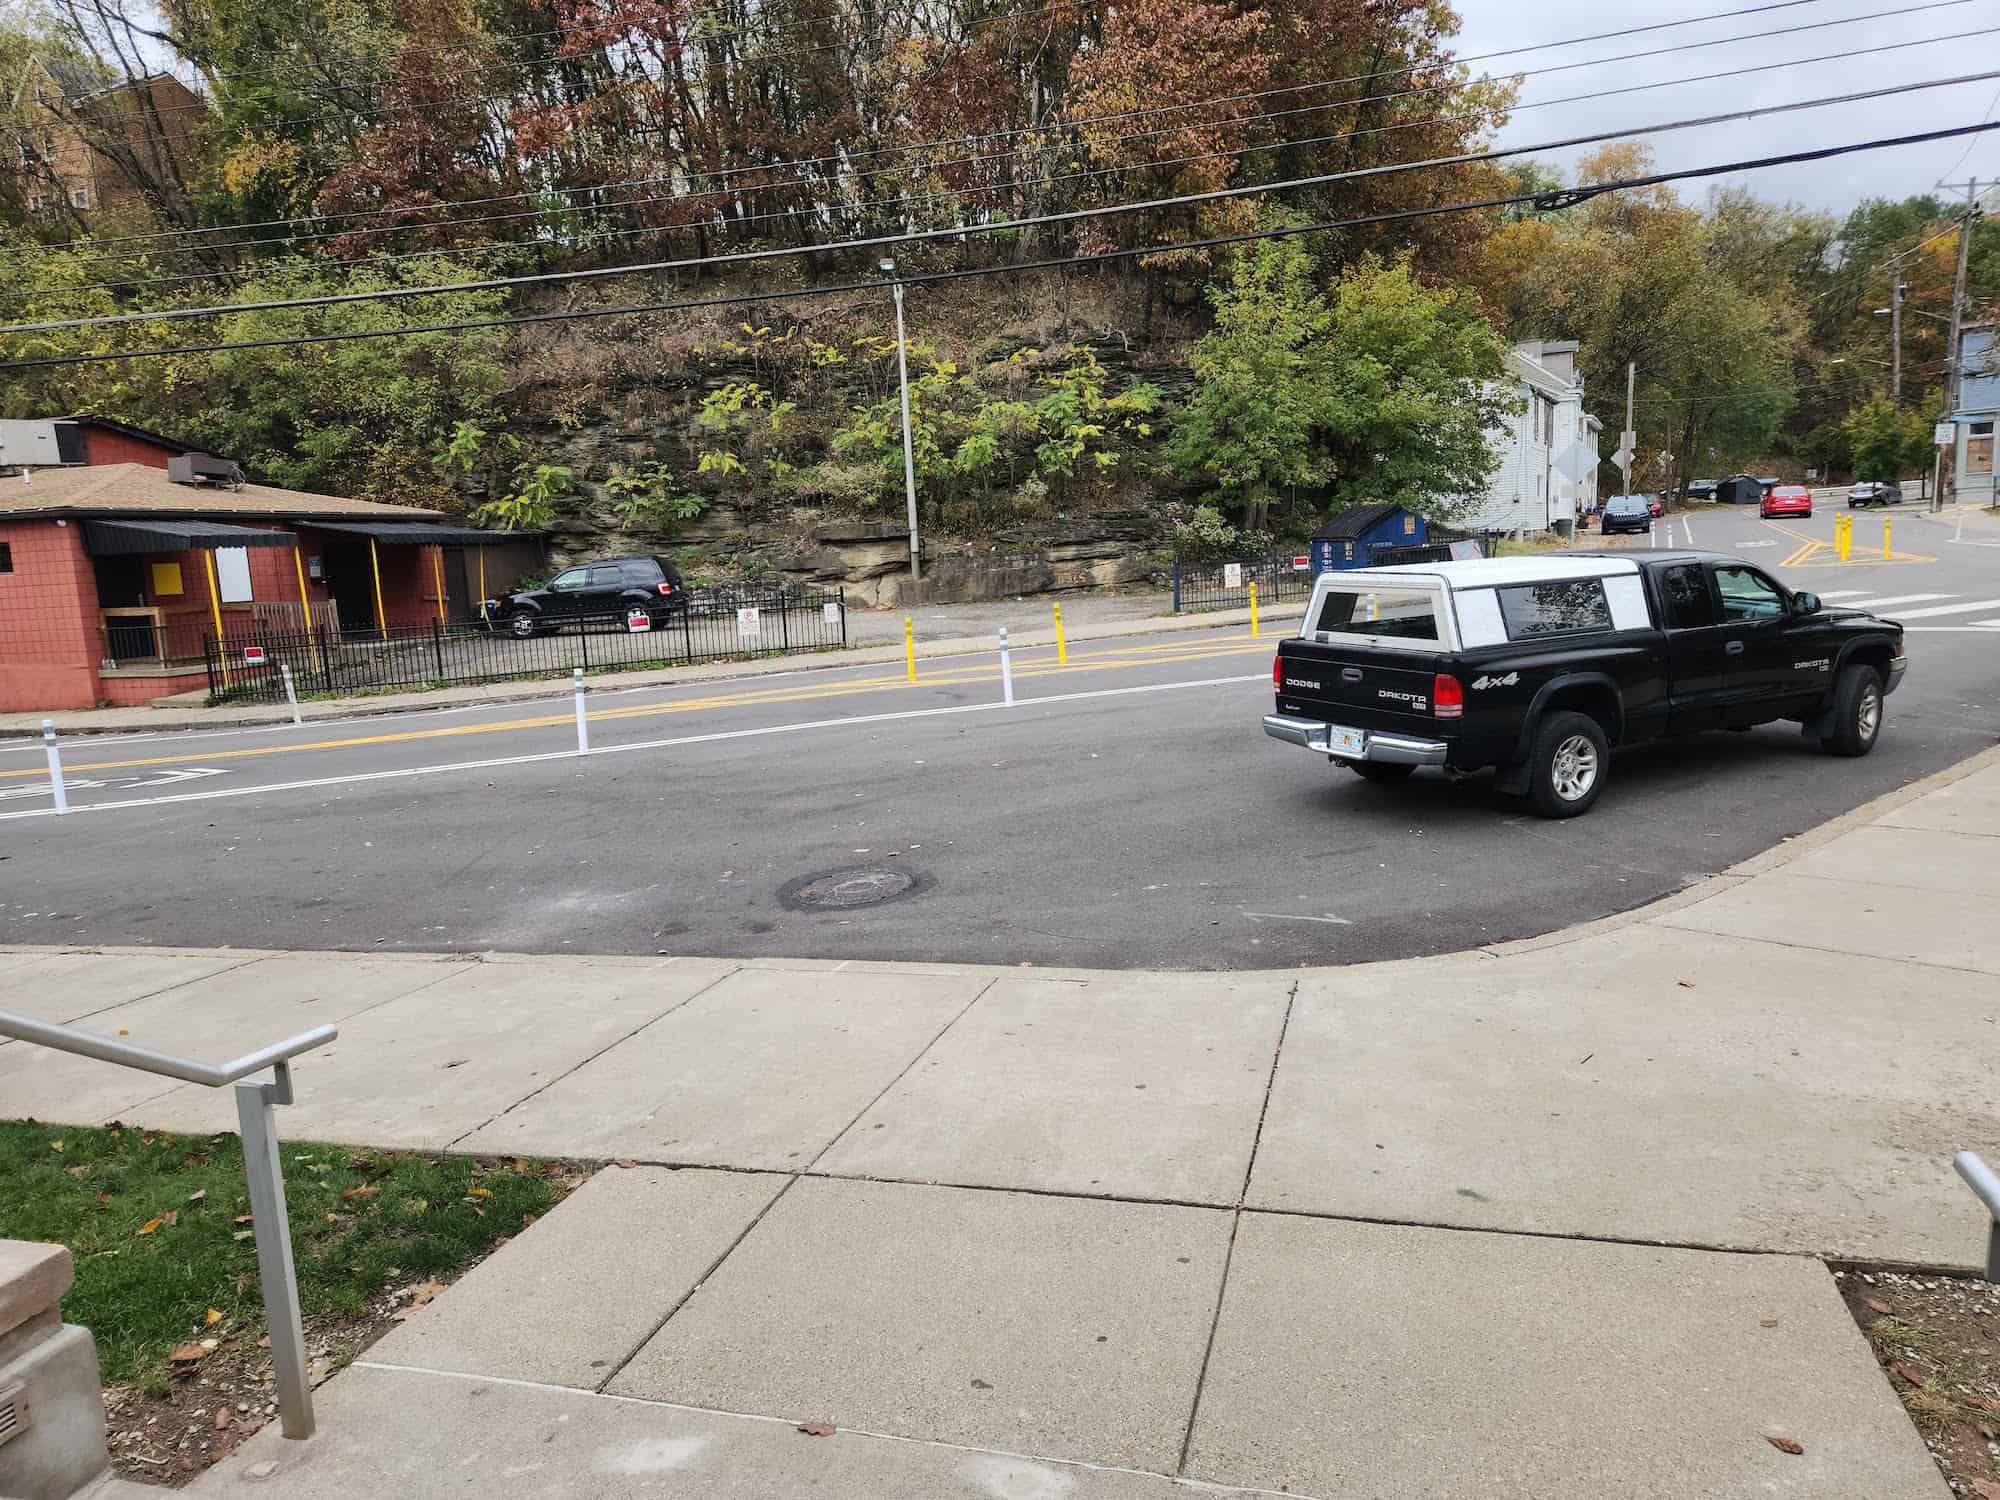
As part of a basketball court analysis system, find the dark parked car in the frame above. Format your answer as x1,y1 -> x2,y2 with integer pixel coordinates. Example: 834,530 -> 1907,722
1684,479 -> 1718,501
1600,495 -> 1655,535
488,555 -> 687,638
1714,475 -> 1765,505
1847,481 -> 1898,507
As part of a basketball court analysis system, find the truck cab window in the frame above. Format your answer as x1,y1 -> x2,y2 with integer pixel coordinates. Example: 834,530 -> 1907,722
1659,564 -> 1717,629
1714,567 -> 1786,623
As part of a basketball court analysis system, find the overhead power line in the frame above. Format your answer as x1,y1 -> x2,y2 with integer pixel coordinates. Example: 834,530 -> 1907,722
6,118 -> 1993,373
8,68 -> 1998,340
22,21 -> 1996,307
2,0 -> 1912,261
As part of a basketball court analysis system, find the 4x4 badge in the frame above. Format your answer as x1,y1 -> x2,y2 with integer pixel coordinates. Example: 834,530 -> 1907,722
1470,672 -> 1521,690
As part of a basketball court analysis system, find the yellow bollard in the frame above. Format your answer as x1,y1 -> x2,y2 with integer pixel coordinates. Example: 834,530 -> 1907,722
1248,580 -> 1260,638
904,615 -> 916,682
1835,514 -> 1850,562
1053,601 -> 1067,665
1883,515 -> 1892,560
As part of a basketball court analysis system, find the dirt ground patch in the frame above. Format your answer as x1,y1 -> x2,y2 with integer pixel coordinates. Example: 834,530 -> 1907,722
1840,1266 -> 2000,1496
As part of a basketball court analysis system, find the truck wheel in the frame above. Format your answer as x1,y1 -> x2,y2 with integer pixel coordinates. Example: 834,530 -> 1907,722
1821,664 -> 1883,757
1524,711 -> 1609,819
1350,761 -> 1415,783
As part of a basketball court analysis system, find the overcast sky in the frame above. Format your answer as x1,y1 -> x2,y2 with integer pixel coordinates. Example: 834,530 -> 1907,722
1452,0 -> 2000,217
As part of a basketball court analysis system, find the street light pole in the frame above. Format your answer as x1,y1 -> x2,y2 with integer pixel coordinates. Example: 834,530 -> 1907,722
882,259 -> 922,589
1890,278 -> 1905,406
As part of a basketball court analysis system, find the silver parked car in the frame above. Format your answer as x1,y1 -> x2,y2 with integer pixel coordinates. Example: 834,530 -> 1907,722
1846,481 -> 1898,508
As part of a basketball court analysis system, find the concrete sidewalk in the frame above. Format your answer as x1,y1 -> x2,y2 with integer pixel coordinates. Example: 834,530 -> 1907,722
7,748 -> 1998,1496
0,593 -> 1301,738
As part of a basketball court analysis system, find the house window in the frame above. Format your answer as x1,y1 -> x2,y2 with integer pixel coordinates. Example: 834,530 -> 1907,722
69,185 -> 92,210
1969,420 -> 1994,477
0,542 -> 12,573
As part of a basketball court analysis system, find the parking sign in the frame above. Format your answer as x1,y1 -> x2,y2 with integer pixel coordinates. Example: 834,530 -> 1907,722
737,607 -> 762,639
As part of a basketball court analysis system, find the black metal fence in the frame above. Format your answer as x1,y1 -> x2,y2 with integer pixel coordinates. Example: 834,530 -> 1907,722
1171,551 -> 1315,613
203,585 -> 848,704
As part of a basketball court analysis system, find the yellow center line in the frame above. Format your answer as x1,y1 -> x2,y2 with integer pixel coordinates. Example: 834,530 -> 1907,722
4,637 -> 1276,782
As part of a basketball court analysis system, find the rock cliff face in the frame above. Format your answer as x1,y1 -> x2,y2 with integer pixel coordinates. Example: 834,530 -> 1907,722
496,327 -> 1189,606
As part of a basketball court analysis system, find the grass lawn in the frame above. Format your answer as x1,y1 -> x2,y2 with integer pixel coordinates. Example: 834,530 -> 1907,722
0,1119 -> 567,1392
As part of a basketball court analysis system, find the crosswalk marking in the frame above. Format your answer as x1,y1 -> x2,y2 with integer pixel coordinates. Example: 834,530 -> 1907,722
1881,597 -> 2000,620
1841,592 -> 1956,609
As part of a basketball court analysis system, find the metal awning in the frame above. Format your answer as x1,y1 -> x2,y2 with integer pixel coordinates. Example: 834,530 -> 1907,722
306,521 -> 528,546
81,518 -> 296,557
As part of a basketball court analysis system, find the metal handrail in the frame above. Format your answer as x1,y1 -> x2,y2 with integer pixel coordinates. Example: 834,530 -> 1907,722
0,1008 -> 337,1439
0,1012 -> 335,1087
1955,1152 -> 2000,1280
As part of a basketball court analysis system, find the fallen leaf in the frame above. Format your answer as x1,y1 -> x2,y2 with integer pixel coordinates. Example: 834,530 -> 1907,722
63,1165 -> 90,1178
204,1308 -> 223,1326
187,1189 -> 207,1205
797,1421 -> 836,1437
1975,1422 -> 1996,1442
160,1210 -> 178,1229
442,1059 -> 469,1069
49,1139 -> 63,1152
167,1343 -> 206,1365
404,1279 -> 447,1310
465,1186 -> 491,1199
213,1408 -> 232,1431
613,1160 -> 636,1170
1759,1319 -> 1778,1329
199,1338 -> 218,1350
1890,1361 -> 1926,1388
340,1185 -> 380,1203
96,1192 -> 111,1204
1677,980 -> 1694,989
405,1198 -> 428,1215
1972,1483 -> 2000,1500
232,1230 -> 255,1242
1863,1297 -> 1893,1316
234,1215 -> 254,1225
1764,1435 -> 1803,1455
136,1218 -> 163,1237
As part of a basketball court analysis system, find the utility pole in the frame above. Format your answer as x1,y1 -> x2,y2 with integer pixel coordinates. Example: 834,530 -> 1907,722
880,257 -> 922,588
1937,178 -> 1981,510
1618,361 -> 1636,499
1890,276 -> 1906,406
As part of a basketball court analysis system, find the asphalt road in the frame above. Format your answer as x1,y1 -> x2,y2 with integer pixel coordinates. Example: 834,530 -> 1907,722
1,499 -> 1994,969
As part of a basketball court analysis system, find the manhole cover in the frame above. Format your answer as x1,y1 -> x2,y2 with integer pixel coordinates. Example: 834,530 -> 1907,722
778,864 -> 932,912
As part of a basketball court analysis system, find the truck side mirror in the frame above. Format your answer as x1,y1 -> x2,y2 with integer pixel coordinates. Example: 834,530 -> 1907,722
1793,592 -> 1821,614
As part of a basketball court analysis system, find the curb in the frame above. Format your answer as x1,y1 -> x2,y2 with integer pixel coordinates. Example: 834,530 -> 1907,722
0,601 -> 1306,738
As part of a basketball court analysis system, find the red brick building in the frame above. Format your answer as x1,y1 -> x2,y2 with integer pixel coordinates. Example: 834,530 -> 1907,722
0,460 -> 540,711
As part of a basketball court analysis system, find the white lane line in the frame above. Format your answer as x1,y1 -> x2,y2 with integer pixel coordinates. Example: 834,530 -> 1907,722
1816,590 -> 1871,599
1840,593 -> 1957,609
1883,598 -> 2000,620
0,672 -> 1269,823
1680,518 -> 1694,546
1242,911 -> 1354,926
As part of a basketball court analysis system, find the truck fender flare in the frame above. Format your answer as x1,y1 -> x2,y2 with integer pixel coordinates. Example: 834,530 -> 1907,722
1511,672 -> 1626,764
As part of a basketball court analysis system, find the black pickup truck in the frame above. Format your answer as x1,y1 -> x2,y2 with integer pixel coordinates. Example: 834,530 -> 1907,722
1263,551 -> 1907,817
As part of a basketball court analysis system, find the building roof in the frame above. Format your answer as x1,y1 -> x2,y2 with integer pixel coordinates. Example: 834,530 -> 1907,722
60,413 -> 201,455
1312,503 -> 1405,540
0,463 -> 448,523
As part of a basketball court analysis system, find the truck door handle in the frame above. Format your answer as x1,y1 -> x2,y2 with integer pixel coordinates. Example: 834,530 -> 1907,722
1725,641 -> 1746,656
1341,667 -> 1363,682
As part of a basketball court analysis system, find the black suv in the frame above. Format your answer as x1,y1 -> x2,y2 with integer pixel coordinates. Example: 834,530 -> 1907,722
1600,495 -> 1653,535
488,555 -> 687,638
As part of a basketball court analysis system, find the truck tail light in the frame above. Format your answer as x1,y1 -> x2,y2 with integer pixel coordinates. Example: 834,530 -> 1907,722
657,582 -> 675,596
1273,652 -> 1283,688
1433,673 -> 1464,719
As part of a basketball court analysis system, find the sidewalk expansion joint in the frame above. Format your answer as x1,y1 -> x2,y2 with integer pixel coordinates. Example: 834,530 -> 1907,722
1177,979 -> 1297,1477
444,963 -> 746,1151
350,1361 -> 1324,1500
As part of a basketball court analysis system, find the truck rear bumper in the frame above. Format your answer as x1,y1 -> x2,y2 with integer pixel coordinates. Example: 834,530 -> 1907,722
1262,714 -> 1450,767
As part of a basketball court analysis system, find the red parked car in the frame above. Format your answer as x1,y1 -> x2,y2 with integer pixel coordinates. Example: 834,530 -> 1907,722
1761,484 -> 1813,519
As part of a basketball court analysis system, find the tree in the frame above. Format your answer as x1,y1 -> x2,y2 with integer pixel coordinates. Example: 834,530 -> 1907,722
1844,399 -> 1930,481
1169,239 -> 1509,533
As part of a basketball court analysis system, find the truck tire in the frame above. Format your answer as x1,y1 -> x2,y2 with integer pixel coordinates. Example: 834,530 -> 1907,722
1350,761 -> 1416,783
1821,663 -> 1883,757
1524,711 -> 1609,819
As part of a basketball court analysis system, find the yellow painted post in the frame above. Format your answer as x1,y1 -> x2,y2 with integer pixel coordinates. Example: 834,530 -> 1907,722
477,551 -> 487,615
1248,580 -> 1260,638
1883,515 -> 1892,560
291,547 -> 316,643
430,546 -> 447,625
368,537 -> 387,637
1053,601 -> 1067,665
203,549 -> 231,689
904,615 -> 916,682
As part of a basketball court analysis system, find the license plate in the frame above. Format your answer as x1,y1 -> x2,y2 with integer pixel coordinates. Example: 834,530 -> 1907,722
1325,725 -> 1366,759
